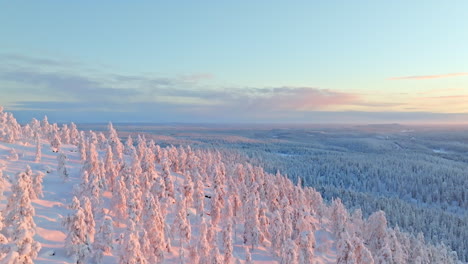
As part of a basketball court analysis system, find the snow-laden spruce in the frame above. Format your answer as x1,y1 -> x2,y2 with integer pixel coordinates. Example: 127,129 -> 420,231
0,107 -> 463,263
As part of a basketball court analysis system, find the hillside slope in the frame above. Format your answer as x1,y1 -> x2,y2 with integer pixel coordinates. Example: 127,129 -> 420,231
0,108 -> 462,263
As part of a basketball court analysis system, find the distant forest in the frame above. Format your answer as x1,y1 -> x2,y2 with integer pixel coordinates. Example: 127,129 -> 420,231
109,124 -> 468,262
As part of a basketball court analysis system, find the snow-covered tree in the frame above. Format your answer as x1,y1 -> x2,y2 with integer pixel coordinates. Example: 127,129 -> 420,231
331,198 -> 348,237
243,194 -> 264,251
78,132 -> 87,161
231,192 -> 243,226
222,221 -> 234,264
136,135 -> 147,159
223,197 -> 234,226
270,210 -> 285,255
1,112 -> 21,143
8,148 -> 18,161
119,221 -> 147,264
57,152 -> 69,182
88,172 -> 104,212
112,177 -> 128,223
245,247 -> 253,264
50,133 -> 61,152
172,196 -> 191,247
97,132 -> 107,150
41,115 -> 50,135
297,231 -> 315,264
186,244 -> 199,264
351,236 -> 374,264
63,197 -> 91,263
22,124 -> 34,140
411,232 -> 431,264
365,210 -> 389,255
61,124 -> 71,144
281,239 -> 299,264
4,167 -> 32,227
209,247 -> 224,264
129,150 -> 143,183
32,171 -> 44,199
5,167 -> 41,263
34,133 -> 41,162
126,185 -> 142,223
388,228 -> 406,264
108,122 -> 123,161
28,117 -> 40,134
336,233 -> 357,264
350,209 -> 364,238
258,202 -> 270,240
197,220 -> 211,264
141,193 -> 166,263
82,197 -> 96,242
92,216 -> 114,264
162,158 -> 175,198
0,168 -> 6,200
104,145 -> 118,191
0,251 -> 20,264
210,189 -> 222,227
124,135 -> 134,155
138,230 -> 151,259
150,175 -> 168,214
69,122 -> 80,145
193,174 -> 205,217
182,172 -> 194,209
83,139 -> 99,176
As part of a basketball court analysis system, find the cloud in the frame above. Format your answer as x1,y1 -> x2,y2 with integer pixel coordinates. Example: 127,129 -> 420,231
2,62 -> 465,124
353,102 -> 405,107
232,87 -> 359,112
0,58 -> 360,115
7,85 -> 360,116
180,73 -> 214,82
422,95 -> 468,99
408,94 -> 468,113
111,74 -> 176,87
6,53 -> 465,124
0,53 -> 363,118
0,70 -> 140,103
388,72 -> 468,80
0,53 -> 80,70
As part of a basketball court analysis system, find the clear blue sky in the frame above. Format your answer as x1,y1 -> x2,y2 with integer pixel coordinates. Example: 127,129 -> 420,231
1,1 -> 468,123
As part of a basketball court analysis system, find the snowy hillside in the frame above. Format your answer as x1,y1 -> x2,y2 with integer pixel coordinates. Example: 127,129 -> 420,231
0,108 -> 462,263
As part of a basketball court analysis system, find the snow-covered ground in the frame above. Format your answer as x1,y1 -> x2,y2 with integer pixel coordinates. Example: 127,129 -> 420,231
0,109 -> 462,264
0,141 -> 81,263
0,138 -> 337,263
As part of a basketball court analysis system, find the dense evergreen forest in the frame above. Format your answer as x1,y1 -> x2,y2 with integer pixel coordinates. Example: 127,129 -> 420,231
0,109 -> 464,263
99,123 -> 468,262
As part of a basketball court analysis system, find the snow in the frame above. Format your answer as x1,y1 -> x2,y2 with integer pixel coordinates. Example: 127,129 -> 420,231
0,139 -> 337,263
0,141 -> 80,263
432,148 -> 448,154
1,110 -> 461,263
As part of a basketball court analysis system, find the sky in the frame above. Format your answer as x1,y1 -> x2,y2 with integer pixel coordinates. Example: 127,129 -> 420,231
1,1 -> 468,124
